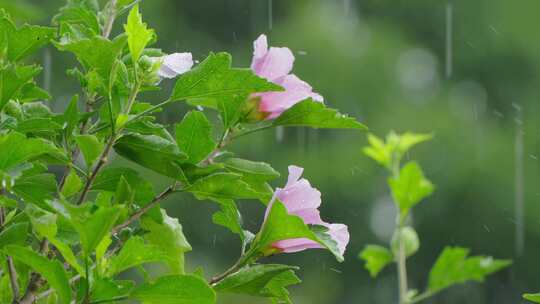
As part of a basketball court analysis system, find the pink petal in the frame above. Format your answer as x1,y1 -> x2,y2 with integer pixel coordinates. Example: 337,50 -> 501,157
326,223 -> 350,256
158,52 -> 193,78
273,238 -> 323,253
250,35 -> 294,81
286,165 -> 303,187
258,74 -> 323,119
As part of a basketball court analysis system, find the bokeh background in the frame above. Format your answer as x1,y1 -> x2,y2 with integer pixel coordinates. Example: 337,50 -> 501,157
4,0 -> 540,303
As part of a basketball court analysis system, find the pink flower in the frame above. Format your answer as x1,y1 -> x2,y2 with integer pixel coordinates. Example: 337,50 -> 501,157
266,165 -> 349,255
152,52 -> 193,79
250,34 -> 323,119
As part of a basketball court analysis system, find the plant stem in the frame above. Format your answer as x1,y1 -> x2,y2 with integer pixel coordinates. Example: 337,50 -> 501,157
391,156 -> 408,304
102,0 -> 118,38
231,124 -> 273,140
209,255 -> 247,285
408,291 -> 435,304
111,184 -> 176,234
0,205 -> 20,303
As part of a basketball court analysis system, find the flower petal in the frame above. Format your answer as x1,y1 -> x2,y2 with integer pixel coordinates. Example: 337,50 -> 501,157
250,35 -> 294,81
258,74 -> 323,119
158,52 -> 193,78
273,238 -> 323,253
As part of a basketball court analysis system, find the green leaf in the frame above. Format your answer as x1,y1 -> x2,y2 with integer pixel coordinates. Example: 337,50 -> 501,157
272,99 -> 366,129
130,274 -> 216,304
15,118 -> 62,135
12,171 -> 57,210
185,173 -> 259,200
90,279 -> 134,303
170,52 -> 281,102
107,236 -> 168,276
75,134 -> 104,167
213,264 -> 301,303
223,158 -> 279,181
64,204 -> 124,256
0,64 -> 42,110
426,247 -> 511,295
56,35 -> 127,84
388,161 -> 434,216
114,176 -> 134,205
4,245 -> 71,304
212,199 -> 244,239
217,93 -> 249,129
0,222 -> 29,248
359,245 -> 394,278
253,199 -> 344,262
52,0 -> 100,35
26,205 -> 84,274
363,131 -> 432,169
140,209 -> 192,274
124,4 -> 154,62
0,16 -> 55,61
61,169 -> 82,197
390,226 -> 420,258
175,111 -> 216,164
524,293 -> 540,303
114,133 -> 188,180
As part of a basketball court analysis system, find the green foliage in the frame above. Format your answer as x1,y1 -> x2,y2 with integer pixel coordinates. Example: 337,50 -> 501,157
171,52 -> 281,102
130,274 -> 216,304
524,293 -> 540,303
214,264 -> 301,303
4,245 -> 71,304
388,162 -> 434,216
0,1 -> 367,303
425,247 -> 511,295
390,226 -> 420,258
273,98 -> 367,129
140,209 -> 192,274
175,110 -> 216,164
359,245 -> 393,278
125,4 -> 154,63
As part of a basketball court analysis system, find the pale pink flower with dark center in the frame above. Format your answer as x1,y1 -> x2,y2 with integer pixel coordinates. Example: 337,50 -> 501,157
265,165 -> 349,255
251,35 -> 323,119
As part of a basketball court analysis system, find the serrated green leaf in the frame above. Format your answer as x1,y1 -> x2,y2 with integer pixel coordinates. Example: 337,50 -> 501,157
141,209 -> 192,274
524,293 -> 540,303
213,264 -> 300,303
107,236 -> 168,276
212,199 -> 244,240
175,110 -> 216,164
114,133 -> 188,180
0,222 -> 29,248
388,161 -> 434,216
131,275 -> 216,304
359,244 -> 393,278
4,245 -> 71,304
425,247 -> 511,295
90,278 -> 134,302
61,169 -> 82,198
52,0 -> 100,35
0,16 -> 55,61
124,4 -> 154,62
56,35 -> 127,84
170,52 -> 281,102
0,64 -> 42,110
272,99 -> 366,129
75,134 -> 104,168
363,131 -> 432,169
12,171 -> 57,210
15,117 -> 62,135
64,204 -> 124,256
185,173 -> 259,200
223,158 -> 279,181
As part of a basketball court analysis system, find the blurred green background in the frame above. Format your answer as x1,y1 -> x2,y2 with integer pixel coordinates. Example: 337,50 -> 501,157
4,0 -> 540,303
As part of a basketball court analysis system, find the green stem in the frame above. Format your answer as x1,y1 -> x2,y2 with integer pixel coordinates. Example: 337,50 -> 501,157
390,155 -> 408,304
408,291 -> 435,304
231,124 -> 273,140
90,296 -> 129,304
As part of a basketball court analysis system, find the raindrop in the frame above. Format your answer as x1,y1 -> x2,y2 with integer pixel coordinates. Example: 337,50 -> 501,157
268,0 -> 273,31
445,3 -> 453,79
275,126 -> 284,142
514,104 -> 525,257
